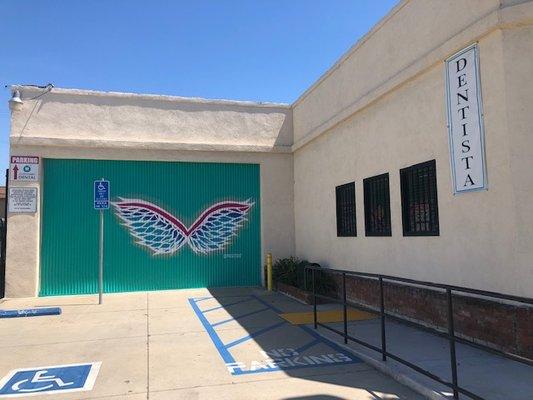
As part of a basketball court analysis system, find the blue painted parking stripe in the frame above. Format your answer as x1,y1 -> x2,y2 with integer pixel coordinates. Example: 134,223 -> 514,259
193,297 -> 212,303
225,321 -> 286,349
188,298 -> 236,365
0,307 -> 61,318
295,338 -> 321,354
298,324 -> 358,357
250,294 -> 284,313
211,307 -> 270,327
189,294 -> 361,376
202,298 -> 254,313
193,294 -> 253,302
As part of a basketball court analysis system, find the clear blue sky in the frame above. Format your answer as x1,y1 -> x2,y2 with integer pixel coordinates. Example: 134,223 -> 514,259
0,0 -> 397,183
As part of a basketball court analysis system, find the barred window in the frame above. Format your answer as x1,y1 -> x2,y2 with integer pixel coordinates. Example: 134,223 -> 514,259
400,160 -> 440,236
336,182 -> 356,237
364,173 -> 391,236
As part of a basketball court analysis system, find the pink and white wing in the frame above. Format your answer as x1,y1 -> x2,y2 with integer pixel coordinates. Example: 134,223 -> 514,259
112,198 -> 187,255
188,200 -> 253,254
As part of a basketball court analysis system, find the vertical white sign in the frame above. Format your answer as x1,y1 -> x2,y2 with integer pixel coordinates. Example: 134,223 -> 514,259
445,44 -> 487,194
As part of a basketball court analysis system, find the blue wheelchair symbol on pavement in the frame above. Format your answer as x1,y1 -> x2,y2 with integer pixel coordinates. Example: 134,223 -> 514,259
0,362 -> 101,397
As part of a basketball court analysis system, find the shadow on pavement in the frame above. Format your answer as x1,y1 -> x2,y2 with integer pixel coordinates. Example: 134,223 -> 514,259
191,286 -> 422,400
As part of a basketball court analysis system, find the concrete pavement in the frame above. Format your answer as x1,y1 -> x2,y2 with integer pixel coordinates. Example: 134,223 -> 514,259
316,312 -> 533,400
0,288 -> 426,399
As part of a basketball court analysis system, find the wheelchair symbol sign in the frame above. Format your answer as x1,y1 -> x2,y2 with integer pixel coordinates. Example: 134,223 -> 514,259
94,179 -> 110,210
0,362 -> 101,397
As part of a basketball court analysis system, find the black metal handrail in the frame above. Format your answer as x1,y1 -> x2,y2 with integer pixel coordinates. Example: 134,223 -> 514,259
0,168 -> 8,299
306,265 -> 533,400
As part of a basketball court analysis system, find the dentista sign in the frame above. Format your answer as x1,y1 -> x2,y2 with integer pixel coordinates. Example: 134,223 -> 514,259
445,43 -> 487,194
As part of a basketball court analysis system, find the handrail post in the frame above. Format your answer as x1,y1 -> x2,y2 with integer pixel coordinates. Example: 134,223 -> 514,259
312,268 -> 317,329
447,288 -> 459,399
379,276 -> 387,361
343,273 -> 348,344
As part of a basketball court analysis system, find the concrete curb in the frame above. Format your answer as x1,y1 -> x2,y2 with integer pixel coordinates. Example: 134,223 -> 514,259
313,329 -> 449,400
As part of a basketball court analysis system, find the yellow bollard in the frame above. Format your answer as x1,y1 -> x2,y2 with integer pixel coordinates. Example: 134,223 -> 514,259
266,253 -> 273,291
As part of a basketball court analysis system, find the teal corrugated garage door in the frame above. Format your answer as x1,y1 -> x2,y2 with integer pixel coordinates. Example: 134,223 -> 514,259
40,159 -> 261,296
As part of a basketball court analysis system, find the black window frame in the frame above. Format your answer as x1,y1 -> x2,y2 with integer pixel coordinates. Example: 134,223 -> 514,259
400,160 -> 440,236
363,173 -> 392,237
335,182 -> 357,237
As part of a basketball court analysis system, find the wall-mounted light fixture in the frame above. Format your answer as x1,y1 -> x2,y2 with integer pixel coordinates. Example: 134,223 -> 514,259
7,84 -> 54,112
9,90 -> 23,111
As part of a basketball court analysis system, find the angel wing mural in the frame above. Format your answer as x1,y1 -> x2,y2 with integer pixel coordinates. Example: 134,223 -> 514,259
112,198 -> 253,255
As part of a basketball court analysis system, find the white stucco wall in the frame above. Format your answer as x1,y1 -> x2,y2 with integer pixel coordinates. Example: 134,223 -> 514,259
7,91 -> 294,297
11,88 -> 293,152
292,0 -> 533,297
501,24 -> 533,291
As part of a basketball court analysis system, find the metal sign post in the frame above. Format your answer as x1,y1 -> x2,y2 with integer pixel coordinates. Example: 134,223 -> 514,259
98,209 -> 104,305
93,179 -> 110,305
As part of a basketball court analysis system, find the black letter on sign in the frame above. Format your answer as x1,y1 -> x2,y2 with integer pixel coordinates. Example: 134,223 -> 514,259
457,89 -> 469,105
462,140 -> 471,153
458,106 -> 469,120
461,155 -> 474,170
464,174 -> 475,187
461,123 -> 468,136
458,74 -> 467,88
456,58 -> 467,73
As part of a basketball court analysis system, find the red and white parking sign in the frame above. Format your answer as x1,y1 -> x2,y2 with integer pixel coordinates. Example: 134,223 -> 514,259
10,156 -> 39,181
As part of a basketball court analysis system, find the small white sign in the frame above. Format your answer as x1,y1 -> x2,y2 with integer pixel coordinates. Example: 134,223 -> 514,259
8,188 -> 37,213
445,44 -> 487,194
10,156 -> 39,182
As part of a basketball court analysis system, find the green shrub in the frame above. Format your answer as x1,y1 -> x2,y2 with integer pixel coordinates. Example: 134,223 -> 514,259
271,257 -> 337,295
272,256 -> 303,287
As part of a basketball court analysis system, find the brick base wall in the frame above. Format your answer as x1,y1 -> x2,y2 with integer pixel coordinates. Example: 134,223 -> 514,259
329,274 -> 532,359
276,281 -> 328,305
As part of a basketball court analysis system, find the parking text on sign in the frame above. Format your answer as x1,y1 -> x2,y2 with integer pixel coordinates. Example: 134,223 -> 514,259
10,156 -> 39,182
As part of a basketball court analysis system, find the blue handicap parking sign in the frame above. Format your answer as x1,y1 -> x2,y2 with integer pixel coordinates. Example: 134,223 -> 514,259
94,179 -> 110,210
0,362 -> 101,397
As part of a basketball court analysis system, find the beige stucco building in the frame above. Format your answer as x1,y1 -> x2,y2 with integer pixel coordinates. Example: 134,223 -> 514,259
5,0 -> 533,298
